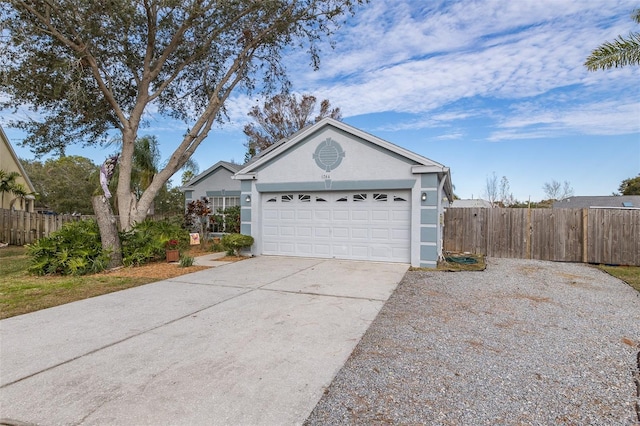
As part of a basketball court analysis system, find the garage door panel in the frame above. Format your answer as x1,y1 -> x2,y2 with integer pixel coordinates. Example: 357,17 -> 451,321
370,245 -> 391,259
371,229 -> 389,240
278,242 -> 295,254
371,210 -> 389,221
314,244 -> 331,256
351,245 -> 369,258
392,229 -> 410,240
296,243 -> 313,255
263,242 -> 278,252
333,227 -> 349,238
280,210 -> 295,220
392,247 -> 410,260
351,210 -> 368,221
315,210 -> 331,220
391,210 -> 410,221
297,209 -> 313,220
332,244 -> 349,256
351,228 -> 368,239
297,226 -> 312,237
263,210 -> 279,220
262,191 -> 410,263
315,227 -> 331,238
263,225 -> 279,236
332,210 -> 349,221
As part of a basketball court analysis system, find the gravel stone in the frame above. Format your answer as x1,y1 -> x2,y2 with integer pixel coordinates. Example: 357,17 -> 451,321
305,257 -> 640,425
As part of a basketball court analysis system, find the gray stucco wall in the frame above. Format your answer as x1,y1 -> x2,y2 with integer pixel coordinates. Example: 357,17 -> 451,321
236,126 -> 447,268
183,167 -> 240,206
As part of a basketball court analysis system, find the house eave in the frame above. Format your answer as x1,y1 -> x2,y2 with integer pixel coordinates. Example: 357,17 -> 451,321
236,118 -> 447,175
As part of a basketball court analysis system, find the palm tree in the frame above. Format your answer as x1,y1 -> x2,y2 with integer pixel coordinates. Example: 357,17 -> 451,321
131,135 -> 161,199
109,135 -> 197,214
8,183 -> 28,210
585,9 -> 640,71
0,169 -> 22,208
180,158 -> 200,185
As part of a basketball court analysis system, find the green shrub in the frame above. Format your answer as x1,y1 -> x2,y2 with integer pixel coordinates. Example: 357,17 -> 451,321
120,218 -> 189,266
27,218 -> 191,276
179,255 -> 195,267
27,219 -> 109,276
221,233 -> 254,257
210,242 -> 224,253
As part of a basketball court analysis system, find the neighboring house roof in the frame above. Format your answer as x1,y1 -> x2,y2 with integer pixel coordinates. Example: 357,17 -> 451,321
450,199 -> 493,208
553,196 -> 640,209
180,160 -> 242,191
0,125 -> 36,195
235,117 -> 455,201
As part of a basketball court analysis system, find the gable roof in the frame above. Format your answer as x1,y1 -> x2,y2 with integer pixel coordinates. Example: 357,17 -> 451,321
553,195 -> 640,209
0,125 -> 36,194
236,118 -> 454,200
451,199 -> 493,208
180,160 -> 241,190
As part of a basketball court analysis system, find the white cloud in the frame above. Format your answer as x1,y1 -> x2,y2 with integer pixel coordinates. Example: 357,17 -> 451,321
286,0 -> 640,141
489,99 -> 640,140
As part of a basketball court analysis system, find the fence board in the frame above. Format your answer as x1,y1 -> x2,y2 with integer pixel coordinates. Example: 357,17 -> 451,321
0,210 -> 180,246
444,207 -> 639,266
0,209 -> 82,245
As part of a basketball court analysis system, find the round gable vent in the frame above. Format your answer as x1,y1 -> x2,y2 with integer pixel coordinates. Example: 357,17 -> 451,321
313,138 -> 345,172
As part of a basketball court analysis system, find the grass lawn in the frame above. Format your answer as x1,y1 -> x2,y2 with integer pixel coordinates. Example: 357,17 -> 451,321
597,265 -> 640,293
0,245 -> 217,320
0,246 -> 160,319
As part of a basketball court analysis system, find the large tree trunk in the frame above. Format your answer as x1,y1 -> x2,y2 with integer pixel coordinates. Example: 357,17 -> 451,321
92,195 -> 123,269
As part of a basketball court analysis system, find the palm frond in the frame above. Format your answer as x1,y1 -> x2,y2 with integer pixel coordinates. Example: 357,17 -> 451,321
585,31 -> 640,70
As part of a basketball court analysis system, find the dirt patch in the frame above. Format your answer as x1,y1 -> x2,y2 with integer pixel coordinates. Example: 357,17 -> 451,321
102,262 -> 211,280
518,264 -> 544,275
101,247 -> 245,281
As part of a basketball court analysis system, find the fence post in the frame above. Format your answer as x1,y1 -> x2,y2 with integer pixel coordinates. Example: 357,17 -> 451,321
582,208 -> 588,263
526,206 -> 532,259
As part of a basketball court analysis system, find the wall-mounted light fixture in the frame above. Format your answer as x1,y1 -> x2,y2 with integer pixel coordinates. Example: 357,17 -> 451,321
421,192 -> 427,202
245,195 -> 251,203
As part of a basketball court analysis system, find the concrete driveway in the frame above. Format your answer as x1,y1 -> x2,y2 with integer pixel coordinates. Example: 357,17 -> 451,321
0,256 -> 408,425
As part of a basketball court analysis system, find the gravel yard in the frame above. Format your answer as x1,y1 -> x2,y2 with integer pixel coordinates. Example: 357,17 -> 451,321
305,258 -> 640,425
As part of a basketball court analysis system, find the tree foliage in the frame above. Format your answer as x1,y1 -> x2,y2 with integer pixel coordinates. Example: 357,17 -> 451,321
585,9 -> 640,71
0,169 -> 28,208
184,199 -> 212,238
180,158 -> 200,185
22,156 -> 99,214
244,92 -> 342,161
484,172 -> 498,207
152,185 -> 185,216
498,176 -> 514,207
618,174 -> 640,195
1,0 -> 364,245
542,179 -> 574,200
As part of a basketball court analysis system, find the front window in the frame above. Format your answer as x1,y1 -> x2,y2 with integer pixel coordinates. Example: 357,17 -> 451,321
209,196 -> 240,232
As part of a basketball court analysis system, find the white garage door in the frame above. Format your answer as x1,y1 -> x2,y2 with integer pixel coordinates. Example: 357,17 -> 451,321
262,191 -> 411,262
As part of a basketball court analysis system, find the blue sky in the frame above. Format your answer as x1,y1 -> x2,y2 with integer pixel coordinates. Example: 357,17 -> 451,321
3,0 -> 639,201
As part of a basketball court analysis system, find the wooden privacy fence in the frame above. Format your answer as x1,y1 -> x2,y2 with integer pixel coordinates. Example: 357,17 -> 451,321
444,207 -> 640,266
0,209 -> 88,246
0,209 -> 182,246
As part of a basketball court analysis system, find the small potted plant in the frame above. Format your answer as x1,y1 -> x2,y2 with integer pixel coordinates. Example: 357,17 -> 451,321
165,239 -> 180,262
